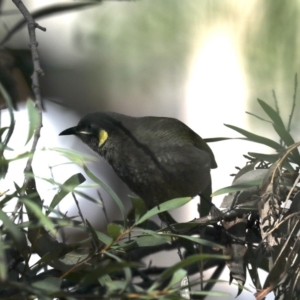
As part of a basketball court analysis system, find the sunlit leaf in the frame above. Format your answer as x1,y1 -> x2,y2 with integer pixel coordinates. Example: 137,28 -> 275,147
107,223 -> 123,240
257,99 -> 285,128
0,127 -> 8,138
0,236 -> 8,281
246,111 -> 272,123
135,234 -> 171,247
148,253 -> 229,292
165,268 -> 187,289
204,137 -> 236,143
48,173 -> 85,214
130,197 -> 147,223
212,181 -> 261,197
96,231 -> 113,246
49,147 -> 97,165
80,260 -> 140,286
135,197 -> 191,225
0,82 -> 14,146
248,152 -> 294,172
0,208 -> 28,257
225,124 -> 283,150
272,124 -> 300,164
26,99 -> 40,145
23,199 -> 56,236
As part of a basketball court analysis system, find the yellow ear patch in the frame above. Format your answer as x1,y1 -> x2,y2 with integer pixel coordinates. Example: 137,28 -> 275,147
98,130 -> 108,147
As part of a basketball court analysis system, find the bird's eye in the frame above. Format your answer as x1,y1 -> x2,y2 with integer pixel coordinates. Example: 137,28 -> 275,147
87,124 -> 93,131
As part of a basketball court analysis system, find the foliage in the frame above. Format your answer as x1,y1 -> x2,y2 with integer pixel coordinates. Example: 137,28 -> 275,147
0,96 -> 228,299
1,2 -> 300,300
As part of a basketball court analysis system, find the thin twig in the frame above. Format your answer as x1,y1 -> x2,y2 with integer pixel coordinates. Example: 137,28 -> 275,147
11,0 -> 45,212
97,190 -> 110,224
72,192 -> 86,226
287,73 -> 298,132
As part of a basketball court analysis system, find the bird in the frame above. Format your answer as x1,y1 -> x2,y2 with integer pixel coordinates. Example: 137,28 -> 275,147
59,112 -> 217,211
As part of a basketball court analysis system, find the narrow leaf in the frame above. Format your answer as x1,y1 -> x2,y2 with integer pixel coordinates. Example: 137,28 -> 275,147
48,173 -> 85,214
212,181 -> 261,197
0,237 -> 8,281
272,124 -> 300,164
248,152 -> 294,172
257,99 -> 285,128
225,124 -> 283,150
32,277 -> 62,293
86,219 -> 101,250
0,208 -> 28,257
0,82 -> 14,146
49,147 -> 97,165
107,223 -> 123,240
136,197 -> 191,225
135,234 -> 171,247
23,199 -> 56,236
130,197 -> 147,223
0,127 -> 8,138
26,99 -> 40,145
204,137 -> 235,143
83,164 -> 126,227
96,231 -> 113,245
81,261 -> 140,286
148,254 -> 229,291
246,111 -> 272,123
166,269 -> 187,289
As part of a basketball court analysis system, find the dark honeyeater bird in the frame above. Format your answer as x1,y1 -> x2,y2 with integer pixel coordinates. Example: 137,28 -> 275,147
59,112 -> 217,211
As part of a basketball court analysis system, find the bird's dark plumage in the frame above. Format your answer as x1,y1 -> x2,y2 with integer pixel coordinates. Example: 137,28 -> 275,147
59,112 -> 217,209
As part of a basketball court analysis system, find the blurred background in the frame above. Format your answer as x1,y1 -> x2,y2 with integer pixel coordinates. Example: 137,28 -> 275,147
1,0 -> 299,299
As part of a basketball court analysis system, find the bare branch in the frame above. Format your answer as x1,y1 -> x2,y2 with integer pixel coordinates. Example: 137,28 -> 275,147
12,0 -> 45,208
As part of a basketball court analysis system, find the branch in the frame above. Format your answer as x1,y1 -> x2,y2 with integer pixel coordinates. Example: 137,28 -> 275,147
12,0 -> 45,203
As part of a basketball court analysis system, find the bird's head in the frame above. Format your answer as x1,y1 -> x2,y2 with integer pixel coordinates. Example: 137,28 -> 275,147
59,112 -> 122,154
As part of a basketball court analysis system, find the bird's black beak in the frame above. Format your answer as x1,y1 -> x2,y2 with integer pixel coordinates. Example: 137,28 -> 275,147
59,126 -> 77,136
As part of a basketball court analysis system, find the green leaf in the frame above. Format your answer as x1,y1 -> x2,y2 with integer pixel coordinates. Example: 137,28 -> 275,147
95,231 -> 113,245
32,277 -> 62,294
165,269 -> 187,289
0,208 -> 28,257
107,223 -> 123,240
246,111 -> 272,123
148,253 -> 229,292
257,98 -> 285,128
135,234 -> 171,247
212,181 -> 261,197
48,173 -> 85,214
49,147 -> 97,165
0,127 -> 8,138
0,236 -> 8,281
0,82 -> 15,146
83,164 -> 127,227
130,197 -> 147,223
190,290 -> 229,297
225,124 -> 283,150
204,137 -> 235,143
272,124 -> 300,164
23,199 -> 56,236
26,99 -> 40,145
80,260 -> 140,286
248,152 -> 294,172
135,197 -> 191,225
165,233 -> 223,249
